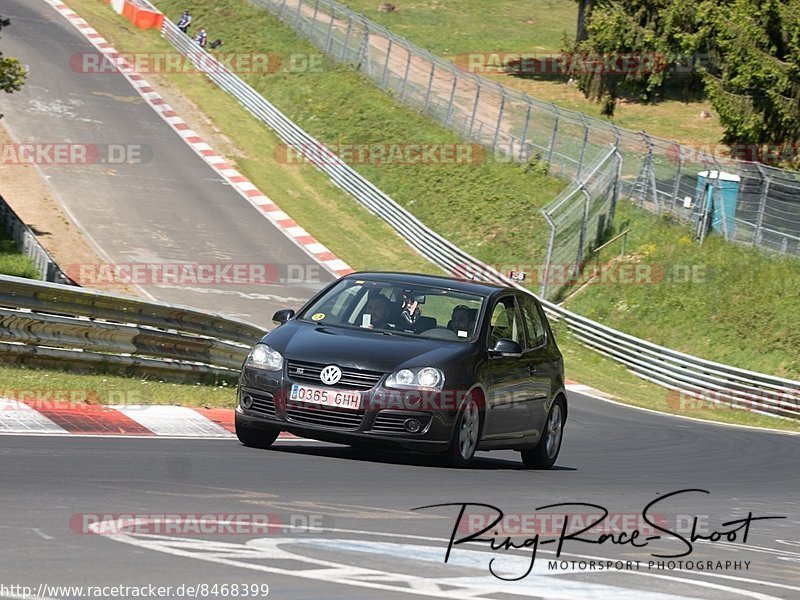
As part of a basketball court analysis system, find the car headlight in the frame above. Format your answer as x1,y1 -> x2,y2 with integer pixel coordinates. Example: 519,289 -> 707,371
386,367 -> 444,391
247,343 -> 283,371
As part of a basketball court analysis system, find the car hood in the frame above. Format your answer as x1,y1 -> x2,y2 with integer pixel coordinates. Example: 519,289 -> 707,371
262,321 -> 470,372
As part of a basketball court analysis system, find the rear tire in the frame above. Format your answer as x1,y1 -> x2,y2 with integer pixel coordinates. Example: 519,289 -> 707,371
520,397 -> 565,469
442,396 -> 482,468
235,417 -> 280,449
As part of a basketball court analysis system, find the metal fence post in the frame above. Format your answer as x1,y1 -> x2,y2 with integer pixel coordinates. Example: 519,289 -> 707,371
518,99 -> 532,162
540,212 -> 557,299
445,73 -> 458,127
576,114 -> 589,180
294,0 -> 304,29
466,79 -> 482,139
324,7 -> 336,54
491,92 -> 506,155
647,133 -> 659,212
399,47 -> 413,101
669,141 -> 684,217
547,106 -> 560,168
279,0 -> 288,18
423,62 -> 436,112
754,164 -> 771,248
380,38 -> 393,87
577,187 -> 591,278
341,18 -> 353,61
312,0 -> 321,36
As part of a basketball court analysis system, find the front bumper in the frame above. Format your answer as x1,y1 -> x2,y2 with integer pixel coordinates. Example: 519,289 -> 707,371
236,368 -> 458,453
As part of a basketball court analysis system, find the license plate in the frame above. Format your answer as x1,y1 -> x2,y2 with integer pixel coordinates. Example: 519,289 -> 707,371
289,384 -> 361,410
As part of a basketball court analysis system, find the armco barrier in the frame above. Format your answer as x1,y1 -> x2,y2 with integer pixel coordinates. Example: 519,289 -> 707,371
0,275 -> 264,382
0,193 -> 74,286
156,19 -> 800,418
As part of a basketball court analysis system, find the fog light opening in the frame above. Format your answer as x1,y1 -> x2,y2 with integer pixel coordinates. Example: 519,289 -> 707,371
404,418 -> 422,433
241,394 -> 254,409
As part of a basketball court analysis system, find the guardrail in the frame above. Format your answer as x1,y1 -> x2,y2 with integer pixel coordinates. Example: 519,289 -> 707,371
0,193 -> 75,285
0,275 -> 264,382
158,19 -> 800,418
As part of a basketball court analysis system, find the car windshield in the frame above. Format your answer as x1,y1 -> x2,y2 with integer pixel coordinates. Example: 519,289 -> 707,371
298,278 -> 485,342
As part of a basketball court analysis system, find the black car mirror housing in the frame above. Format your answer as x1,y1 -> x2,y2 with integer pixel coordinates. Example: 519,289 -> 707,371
490,338 -> 523,357
272,309 -> 296,325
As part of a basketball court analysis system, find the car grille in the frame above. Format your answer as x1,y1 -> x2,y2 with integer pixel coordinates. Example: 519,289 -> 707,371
372,411 -> 432,433
242,389 -> 276,418
285,403 -> 363,430
286,360 -> 384,391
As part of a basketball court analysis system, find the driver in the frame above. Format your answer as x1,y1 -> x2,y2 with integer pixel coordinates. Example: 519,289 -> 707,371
448,305 -> 472,335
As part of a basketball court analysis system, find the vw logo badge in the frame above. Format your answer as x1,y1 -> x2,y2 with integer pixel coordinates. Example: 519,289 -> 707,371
320,365 -> 342,386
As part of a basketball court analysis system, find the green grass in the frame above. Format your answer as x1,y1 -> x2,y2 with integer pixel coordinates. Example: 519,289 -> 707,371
0,365 -> 234,407
28,0 -> 797,433
562,203 -> 800,379
337,0 -> 725,146
0,237 -> 40,279
336,0 -> 577,56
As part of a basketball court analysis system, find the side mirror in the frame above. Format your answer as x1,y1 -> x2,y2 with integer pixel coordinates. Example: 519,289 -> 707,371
490,338 -> 523,357
272,309 -> 295,325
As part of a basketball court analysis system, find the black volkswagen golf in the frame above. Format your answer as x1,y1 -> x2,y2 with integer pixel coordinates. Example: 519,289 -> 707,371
235,272 -> 566,468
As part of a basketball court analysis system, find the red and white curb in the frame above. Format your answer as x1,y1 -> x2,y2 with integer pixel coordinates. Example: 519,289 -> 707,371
0,399 -> 300,439
1,384 -> 597,438
44,0 -> 352,279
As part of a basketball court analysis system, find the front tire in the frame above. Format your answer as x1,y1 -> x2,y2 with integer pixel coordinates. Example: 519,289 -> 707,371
235,417 -> 280,449
443,397 -> 482,468
520,397 -> 565,469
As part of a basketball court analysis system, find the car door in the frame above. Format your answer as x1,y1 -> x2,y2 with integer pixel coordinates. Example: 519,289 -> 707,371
484,295 -> 532,439
517,292 -> 557,438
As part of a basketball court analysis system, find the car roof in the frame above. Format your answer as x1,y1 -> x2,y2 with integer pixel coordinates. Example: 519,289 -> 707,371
343,271 -> 515,296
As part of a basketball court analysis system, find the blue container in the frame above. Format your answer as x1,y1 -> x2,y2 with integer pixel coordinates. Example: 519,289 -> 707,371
696,170 -> 740,236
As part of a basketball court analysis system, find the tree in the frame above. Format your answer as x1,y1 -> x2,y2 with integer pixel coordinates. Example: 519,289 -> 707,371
0,15 -> 27,113
572,0 -> 800,153
575,0 -> 596,43
702,0 -> 800,147
569,1 -> 703,116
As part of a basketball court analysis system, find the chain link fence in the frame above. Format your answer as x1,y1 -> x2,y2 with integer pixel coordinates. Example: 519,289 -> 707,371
540,148 -> 622,300
249,0 -> 800,258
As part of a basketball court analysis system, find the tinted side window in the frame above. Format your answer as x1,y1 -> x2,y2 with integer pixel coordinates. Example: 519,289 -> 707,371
519,294 -> 547,349
489,296 -> 524,346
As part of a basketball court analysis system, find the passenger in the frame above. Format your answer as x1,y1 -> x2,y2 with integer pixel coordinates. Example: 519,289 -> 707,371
448,305 -> 472,336
363,294 -> 391,329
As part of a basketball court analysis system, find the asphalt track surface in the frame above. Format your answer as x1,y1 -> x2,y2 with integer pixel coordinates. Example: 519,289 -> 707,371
0,0 -> 333,327
0,391 -> 798,599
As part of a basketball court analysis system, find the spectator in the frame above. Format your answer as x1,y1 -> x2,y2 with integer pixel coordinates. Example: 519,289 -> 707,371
177,10 -> 192,34
195,27 -> 208,49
